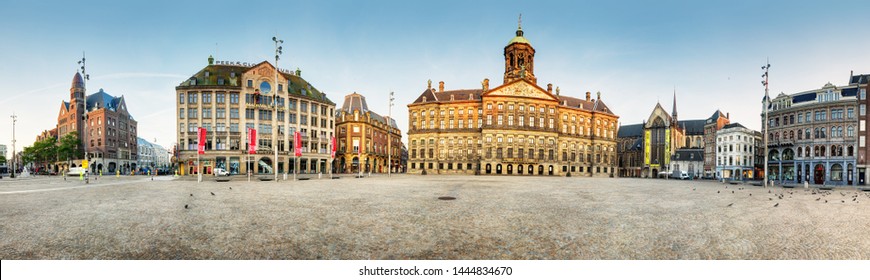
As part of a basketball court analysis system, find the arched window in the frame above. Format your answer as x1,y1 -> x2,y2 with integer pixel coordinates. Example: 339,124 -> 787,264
797,147 -> 802,158
769,149 -> 780,161
848,126 -> 855,137
805,128 -> 811,139
848,146 -> 854,157
790,131 -> 795,140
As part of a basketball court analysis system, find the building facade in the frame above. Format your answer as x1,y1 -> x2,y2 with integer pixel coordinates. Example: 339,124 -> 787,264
52,72 -> 138,174
137,137 -> 171,173
670,148 -> 703,178
175,57 -> 336,176
764,79 -> 858,186
335,93 -> 402,174
851,73 -> 870,185
618,94 -> 725,178
703,110 -> 731,177
616,124 -> 643,177
406,22 -> 619,176
715,123 -> 758,180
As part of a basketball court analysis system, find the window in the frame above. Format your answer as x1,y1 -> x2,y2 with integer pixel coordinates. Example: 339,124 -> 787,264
188,109 -> 197,118
862,104 -> 866,116
179,93 -> 184,104
179,108 -> 185,119
230,93 -> 239,104
216,108 -> 225,118
230,108 -> 239,119
230,123 -> 239,132
848,108 -> 855,119
188,93 -> 198,104
247,80 -> 253,87
861,88 -> 867,100
202,93 -> 212,104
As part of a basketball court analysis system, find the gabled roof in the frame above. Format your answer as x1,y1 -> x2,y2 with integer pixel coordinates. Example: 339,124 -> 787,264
177,60 -> 335,105
722,122 -> 747,130
677,120 -> 706,135
341,92 -> 369,114
618,123 -> 644,138
86,89 -> 122,113
707,110 -> 725,122
411,88 -> 483,104
850,74 -> 870,85
671,148 -> 704,162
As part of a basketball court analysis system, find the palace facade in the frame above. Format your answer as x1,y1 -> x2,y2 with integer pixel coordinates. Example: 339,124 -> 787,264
175,57 -> 336,176
335,92 -> 402,174
406,21 -> 620,176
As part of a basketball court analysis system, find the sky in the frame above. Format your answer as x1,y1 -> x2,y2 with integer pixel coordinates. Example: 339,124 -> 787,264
1,0 -> 869,158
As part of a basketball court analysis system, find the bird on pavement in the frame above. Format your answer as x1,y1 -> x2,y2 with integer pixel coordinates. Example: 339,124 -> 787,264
184,204 -> 189,209
774,203 -> 779,207
229,187 -> 233,190
727,203 -> 734,207
190,194 -> 193,197
749,193 -> 752,196
211,192 -> 215,196
816,198 -> 821,201
717,190 -> 720,193
769,198 -> 773,200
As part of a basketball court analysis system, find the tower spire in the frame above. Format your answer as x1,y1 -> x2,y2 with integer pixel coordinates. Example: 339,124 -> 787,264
672,87 -> 678,123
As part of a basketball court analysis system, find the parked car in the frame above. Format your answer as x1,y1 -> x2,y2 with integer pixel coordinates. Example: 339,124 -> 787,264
67,167 -> 87,176
678,171 -> 690,180
214,168 -> 229,176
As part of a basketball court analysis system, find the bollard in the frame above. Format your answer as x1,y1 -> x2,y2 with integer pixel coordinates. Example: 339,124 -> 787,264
117,170 -> 120,178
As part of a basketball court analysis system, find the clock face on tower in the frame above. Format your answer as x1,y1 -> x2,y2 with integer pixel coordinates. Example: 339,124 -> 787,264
259,81 -> 272,94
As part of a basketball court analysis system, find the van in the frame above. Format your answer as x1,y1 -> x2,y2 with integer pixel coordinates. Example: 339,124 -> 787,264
67,167 -> 87,176
679,171 -> 690,180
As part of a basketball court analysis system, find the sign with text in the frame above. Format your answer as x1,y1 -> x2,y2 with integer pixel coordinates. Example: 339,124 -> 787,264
331,136 -> 337,159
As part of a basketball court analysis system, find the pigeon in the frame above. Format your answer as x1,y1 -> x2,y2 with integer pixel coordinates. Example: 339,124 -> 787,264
769,198 -> 773,201
184,204 -> 189,209
717,191 -> 720,194
774,203 -> 779,207
727,203 -> 734,207
732,191 -> 735,194
816,198 -> 821,201
229,187 -> 233,190
749,194 -> 752,196
190,194 -> 193,197
842,200 -> 845,203
211,192 -> 215,196
825,200 -> 828,203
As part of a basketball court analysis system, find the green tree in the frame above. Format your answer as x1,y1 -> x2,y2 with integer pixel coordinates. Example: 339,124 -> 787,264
0,155 -> 6,165
57,132 -> 81,167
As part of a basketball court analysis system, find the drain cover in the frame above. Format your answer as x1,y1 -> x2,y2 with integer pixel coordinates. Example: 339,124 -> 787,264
438,196 -> 456,201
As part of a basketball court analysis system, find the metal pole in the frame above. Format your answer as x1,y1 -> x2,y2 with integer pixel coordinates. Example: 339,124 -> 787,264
10,113 -> 16,179
762,61 -> 771,188
273,36 -> 283,182
388,91 -> 394,177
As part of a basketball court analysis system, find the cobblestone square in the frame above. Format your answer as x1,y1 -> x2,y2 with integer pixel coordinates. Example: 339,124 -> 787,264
1,175 -> 868,259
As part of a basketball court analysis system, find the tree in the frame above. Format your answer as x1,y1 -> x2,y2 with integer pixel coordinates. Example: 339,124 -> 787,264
57,132 -> 81,167
0,155 -> 6,165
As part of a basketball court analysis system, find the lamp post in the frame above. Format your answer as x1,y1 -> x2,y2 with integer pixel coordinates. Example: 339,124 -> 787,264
78,53 -> 90,184
272,36 -> 283,182
10,113 -> 16,178
762,61 -> 771,188
388,91 -> 394,177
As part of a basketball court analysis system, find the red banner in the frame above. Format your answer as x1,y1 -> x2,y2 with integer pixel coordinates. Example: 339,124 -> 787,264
331,136 -> 337,159
294,131 -> 302,157
197,127 -> 206,155
247,128 -> 257,154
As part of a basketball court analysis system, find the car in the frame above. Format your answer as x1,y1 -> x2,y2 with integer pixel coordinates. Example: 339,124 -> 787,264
67,167 -> 87,176
678,172 -> 690,180
214,168 -> 229,176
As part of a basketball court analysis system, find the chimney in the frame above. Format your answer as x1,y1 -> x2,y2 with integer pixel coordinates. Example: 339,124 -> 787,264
727,112 -> 730,119
586,92 -> 591,101
439,81 -> 444,92
547,83 -> 553,94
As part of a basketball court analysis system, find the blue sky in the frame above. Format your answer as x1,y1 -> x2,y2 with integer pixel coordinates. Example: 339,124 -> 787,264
1,0 -> 869,155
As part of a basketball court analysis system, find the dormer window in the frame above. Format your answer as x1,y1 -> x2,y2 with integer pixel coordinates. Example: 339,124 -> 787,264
205,71 -> 210,77
218,78 -> 225,85
230,72 -> 236,78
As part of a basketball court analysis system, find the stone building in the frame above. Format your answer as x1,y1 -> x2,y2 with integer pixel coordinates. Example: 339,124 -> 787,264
406,20 -> 619,176
763,77 -> 859,186
175,57 -> 335,176
335,92 -> 402,174
618,94 -> 725,178
670,149 -> 703,178
703,110 -> 731,177
715,123 -> 758,180
52,72 -> 138,174
851,73 -> 870,185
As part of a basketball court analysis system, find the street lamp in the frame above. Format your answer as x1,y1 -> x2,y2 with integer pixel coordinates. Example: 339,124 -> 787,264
272,36 -> 283,182
78,53 -> 90,184
762,60 -> 771,188
10,113 -> 16,178
388,91 -> 394,177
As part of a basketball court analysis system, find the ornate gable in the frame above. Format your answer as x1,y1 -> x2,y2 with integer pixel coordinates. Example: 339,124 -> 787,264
483,79 -> 557,102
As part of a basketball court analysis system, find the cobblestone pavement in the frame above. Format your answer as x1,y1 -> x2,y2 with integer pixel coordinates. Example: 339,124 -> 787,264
1,175 -> 868,259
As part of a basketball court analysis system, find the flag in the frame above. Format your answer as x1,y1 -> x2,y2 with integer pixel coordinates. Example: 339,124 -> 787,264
197,127 -> 206,155
247,128 -> 257,154
331,136 -> 337,159
294,131 -> 302,157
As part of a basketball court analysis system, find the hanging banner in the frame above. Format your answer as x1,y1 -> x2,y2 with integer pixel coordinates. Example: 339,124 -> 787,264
197,127 -> 206,155
331,136 -> 337,159
247,128 -> 257,154
294,131 -> 302,157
